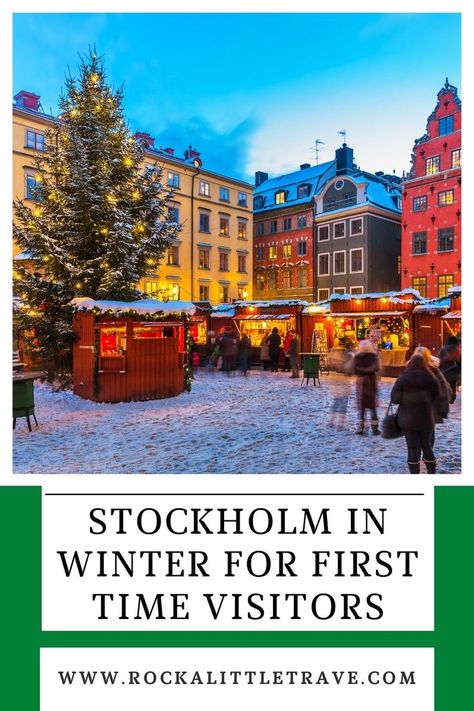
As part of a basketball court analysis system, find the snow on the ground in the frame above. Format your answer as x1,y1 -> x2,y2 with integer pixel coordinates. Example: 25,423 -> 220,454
13,370 -> 461,475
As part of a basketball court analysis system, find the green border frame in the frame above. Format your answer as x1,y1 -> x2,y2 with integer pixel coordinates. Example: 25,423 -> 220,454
0,486 -> 472,709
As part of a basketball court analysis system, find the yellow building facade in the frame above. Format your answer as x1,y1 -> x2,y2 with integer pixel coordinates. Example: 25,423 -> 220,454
13,92 -> 253,304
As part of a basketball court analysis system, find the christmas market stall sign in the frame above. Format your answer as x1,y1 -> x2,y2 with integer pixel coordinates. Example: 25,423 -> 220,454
71,298 -> 195,402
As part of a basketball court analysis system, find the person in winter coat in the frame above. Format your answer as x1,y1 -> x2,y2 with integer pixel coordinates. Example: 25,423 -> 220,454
438,336 -> 461,404
390,354 -> 441,474
288,331 -> 301,378
414,347 -> 450,437
282,331 -> 293,372
260,332 -> 270,371
221,329 -> 239,374
238,334 -> 252,376
268,328 -> 282,373
352,340 -> 381,435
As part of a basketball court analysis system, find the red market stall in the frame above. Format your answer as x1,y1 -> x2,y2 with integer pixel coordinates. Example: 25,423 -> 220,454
413,286 -> 462,354
72,298 -> 195,402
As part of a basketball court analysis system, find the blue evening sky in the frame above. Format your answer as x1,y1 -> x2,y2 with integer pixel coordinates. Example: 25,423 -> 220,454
13,12 -> 461,183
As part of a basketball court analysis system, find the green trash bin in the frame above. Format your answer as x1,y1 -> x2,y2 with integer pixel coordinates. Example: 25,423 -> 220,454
13,373 -> 41,431
301,353 -> 321,386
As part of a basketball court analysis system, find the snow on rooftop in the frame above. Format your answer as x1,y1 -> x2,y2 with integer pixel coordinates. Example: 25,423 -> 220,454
71,297 -> 196,316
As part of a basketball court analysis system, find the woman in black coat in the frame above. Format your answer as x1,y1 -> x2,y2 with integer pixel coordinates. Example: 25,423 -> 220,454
267,328 -> 282,373
390,354 -> 441,474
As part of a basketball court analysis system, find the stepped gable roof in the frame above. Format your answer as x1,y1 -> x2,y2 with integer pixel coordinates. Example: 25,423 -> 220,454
253,160 -> 337,213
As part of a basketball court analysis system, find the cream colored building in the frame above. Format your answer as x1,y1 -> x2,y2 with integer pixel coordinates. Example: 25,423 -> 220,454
13,91 -> 253,304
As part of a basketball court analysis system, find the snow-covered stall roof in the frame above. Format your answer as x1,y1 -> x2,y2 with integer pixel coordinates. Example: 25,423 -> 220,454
326,288 -> 422,303
447,285 -> 462,296
71,297 -> 196,316
233,299 -> 309,308
413,297 -> 450,313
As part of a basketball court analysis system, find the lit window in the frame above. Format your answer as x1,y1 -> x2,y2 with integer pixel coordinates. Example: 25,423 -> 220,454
219,285 -> 229,303
167,172 -> 180,188
199,284 -> 209,301
438,274 -> 454,298
199,249 -> 210,269
26,129 -> 45,151
426,156 -> 440,176
438,190 -> 454,207
283,244 -> 291,258
238,192 -> 247,206
439,115 -> 454,136
413,196 -> 427,212
297,241 -> 307,256
275,190 -> 286,204
219,217 -> 230,236
238,220 -> 247,239
412,277 -> 427,298
318,253 -> 330,276
269,245 -> 277,259
412,232 -> 427,255
333,251 -> 346,274
199,180 -> 211,196
451,149 -> 461,168
219,186 -> 230,201
238,255 -> 247,273
167,245 -> 180,265
256,272 -> 265,291
438,227 -> 454,252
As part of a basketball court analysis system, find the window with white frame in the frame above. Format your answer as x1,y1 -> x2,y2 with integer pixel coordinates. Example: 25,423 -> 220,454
318,225 -> 329,241
275,190 -> 286,205
238,192 -> 248,206
333,251 -> 346,274
333,287 -> 346,295
350,286 -> 364,295
297,214 -> 307,228
334,222 -> 345,239
199,180 -> 211,196
167,171 -> 180,187
26,129 -> 45,151
219,186 -> 230,201
350,248 -> 363,273
318,253 -> 330,276
350,218 -> 362,235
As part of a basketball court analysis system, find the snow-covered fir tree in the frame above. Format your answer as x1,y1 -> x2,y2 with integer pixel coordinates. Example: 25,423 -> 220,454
13,51 -> 179,381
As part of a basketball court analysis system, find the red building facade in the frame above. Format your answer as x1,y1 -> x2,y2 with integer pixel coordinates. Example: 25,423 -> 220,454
401,79 -> 461,299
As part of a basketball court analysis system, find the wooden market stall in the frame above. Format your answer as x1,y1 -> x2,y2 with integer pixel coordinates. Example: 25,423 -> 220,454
72,298 -> 195,402
412,285 -> 461,354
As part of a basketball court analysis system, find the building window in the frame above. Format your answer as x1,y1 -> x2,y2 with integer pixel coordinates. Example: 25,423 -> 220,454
254,195 -> 264,210
350,248 -> 363,273
219,252 -> 229,271
256,272 -> 265,291
219,285 -> 229,303
438,190 -> 454,207
167,283 -> 180,301
144,281 -> 159,297
167,245 -> 180,266
270,220 -> 278,233
412,231 -> 427,255
350,286 -> 364,295
297,241 -> 307,256
439,115 -> 454,136
333,287 -> 346,295
238,255 -> 247,273
275,190 -> 286,205
334,222 -> 345,239
451,149 -> 461,169
199,249 -> 210,269
269,245 -> 277,259
438,274 -> 454,298
219,216 -> 230,236
343,192 -> 356,206
256,245 -> 264,260
318,288 -> 330,301
282,269 -> 291,289
438,227 -> 454,252
219,186 -> 230,201
283,217 -> 292,230
297,184 -> 310,198
26,129 -> 45,151
296,268 -> 308,288
238,286 -> 248,300
413,196 -> 427,212
297,215 -> 307,228
167,172 -> 180,188
168,206 -> 179,223
268,270 -> 277,290
324,198 -> 336,211
25,172 -> 39,200
318,253 -> 330,276
199,213 -> 210,232
199,180 -> 211,196
426,156 -> 440,176
350,218 -> 362,235
318,225 -> 329,241
238,220 -> 247,239
199,284 -> 209,301
283,244 -> 291,258
412,276 -> 427,298
333,251 -> 346,275
238,192 -> 248,206
256,222 -> 265,236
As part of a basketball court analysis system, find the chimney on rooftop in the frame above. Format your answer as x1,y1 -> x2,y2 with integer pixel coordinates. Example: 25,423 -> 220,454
161,147 -> 175,155
184,145 -> 201,160
255,171 -> 268,186
335,143 -> 355,175
14,90 -> 41,111
134,131 -> 155,149
300,163 -> 310,170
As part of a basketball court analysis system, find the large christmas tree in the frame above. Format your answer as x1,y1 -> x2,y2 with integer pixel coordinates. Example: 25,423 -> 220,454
13,51 -> 178,382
